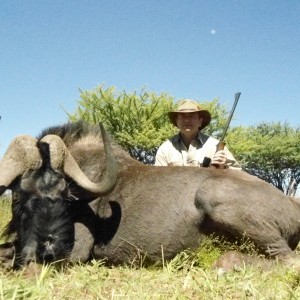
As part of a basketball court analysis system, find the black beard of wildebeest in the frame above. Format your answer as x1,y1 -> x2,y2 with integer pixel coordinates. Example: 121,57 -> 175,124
1,121 -> 300,271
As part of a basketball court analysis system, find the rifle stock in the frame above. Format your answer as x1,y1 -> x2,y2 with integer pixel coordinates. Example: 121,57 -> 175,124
216,140 -> 226,152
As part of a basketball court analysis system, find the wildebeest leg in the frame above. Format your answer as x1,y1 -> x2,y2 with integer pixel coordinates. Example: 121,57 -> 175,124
199,210 -> 298,264
68,200 -> 98,262
0,242 -> 15,269
69,222 -> 94,262
194,188 -> 300,266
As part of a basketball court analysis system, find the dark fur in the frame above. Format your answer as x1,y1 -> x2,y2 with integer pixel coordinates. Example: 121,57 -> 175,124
4,142 -> 75,266
1,121 -> 300,268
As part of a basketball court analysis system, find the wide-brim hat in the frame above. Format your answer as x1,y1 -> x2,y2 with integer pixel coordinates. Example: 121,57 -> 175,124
168,99 -> 211,130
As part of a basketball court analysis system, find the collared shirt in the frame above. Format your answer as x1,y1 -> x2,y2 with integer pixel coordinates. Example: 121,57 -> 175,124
154,132 -> 241,169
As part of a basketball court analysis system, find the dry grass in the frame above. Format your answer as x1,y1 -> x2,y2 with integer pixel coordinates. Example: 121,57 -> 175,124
2,256 -> 300,299
1,197 -> 300,299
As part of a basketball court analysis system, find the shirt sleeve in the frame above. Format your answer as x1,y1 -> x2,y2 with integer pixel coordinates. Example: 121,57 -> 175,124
154,144 -> 169,166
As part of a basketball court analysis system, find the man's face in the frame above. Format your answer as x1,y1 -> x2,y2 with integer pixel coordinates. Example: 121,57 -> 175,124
176,112 -> 202,136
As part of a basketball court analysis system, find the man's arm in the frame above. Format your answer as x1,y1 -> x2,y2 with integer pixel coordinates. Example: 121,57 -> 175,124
154,145 -> 169,166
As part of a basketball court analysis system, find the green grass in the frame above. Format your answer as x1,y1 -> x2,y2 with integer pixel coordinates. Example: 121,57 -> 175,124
1,196 -> 300,299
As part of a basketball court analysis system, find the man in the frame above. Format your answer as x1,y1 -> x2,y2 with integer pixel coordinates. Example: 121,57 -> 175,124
155,99 -> 241,169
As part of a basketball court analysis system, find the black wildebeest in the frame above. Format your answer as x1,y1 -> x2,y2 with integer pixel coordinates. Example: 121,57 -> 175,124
1,121 -> 300,269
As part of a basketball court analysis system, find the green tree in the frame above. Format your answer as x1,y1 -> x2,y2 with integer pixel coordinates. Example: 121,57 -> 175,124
227,122 -> 300,194
68,84 -> 229,151
68,84 -> 176,150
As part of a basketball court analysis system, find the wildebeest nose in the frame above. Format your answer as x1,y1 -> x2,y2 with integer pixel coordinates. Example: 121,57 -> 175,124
43,252 -> 55,262
43,242 -> 55,262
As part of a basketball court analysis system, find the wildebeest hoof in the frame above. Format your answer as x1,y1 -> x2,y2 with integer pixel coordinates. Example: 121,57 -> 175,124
212,251 -> 254,275
212,250 -> 279,275
277,254 -> 300,273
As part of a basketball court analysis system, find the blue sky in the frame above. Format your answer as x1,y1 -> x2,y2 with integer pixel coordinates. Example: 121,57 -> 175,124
0,0 -> 299,157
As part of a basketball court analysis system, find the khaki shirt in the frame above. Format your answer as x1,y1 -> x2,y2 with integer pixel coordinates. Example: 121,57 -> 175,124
155,132 -> 241,169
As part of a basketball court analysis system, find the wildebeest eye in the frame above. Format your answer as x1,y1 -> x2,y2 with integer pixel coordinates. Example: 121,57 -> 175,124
45,234 -> 56,244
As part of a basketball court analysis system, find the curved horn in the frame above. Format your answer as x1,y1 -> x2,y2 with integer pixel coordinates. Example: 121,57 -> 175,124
0,135 -> 41,196
40,123 -> 118,196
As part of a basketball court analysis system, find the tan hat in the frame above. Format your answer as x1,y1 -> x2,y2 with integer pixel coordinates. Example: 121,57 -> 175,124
168,99 -> 211,130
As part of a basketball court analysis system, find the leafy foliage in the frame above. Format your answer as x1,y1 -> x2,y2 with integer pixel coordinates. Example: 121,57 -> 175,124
68,84 -> 176,150
227,122 -> 300,194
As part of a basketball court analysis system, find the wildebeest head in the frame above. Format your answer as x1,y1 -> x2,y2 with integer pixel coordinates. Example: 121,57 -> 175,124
0,124 -> 118,266
11,141 -> 74,265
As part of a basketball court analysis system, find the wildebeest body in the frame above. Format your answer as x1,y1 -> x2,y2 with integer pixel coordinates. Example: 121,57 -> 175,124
1,121 -> 300,268
65,132 -> 300,264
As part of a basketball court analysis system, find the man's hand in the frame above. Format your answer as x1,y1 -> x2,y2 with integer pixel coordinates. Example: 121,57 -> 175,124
211,150 -> 227,168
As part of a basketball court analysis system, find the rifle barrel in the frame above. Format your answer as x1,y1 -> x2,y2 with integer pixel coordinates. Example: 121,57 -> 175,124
220,92 -> 241,142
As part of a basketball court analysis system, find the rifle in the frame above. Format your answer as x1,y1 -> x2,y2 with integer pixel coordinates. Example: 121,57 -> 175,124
202,92 -> 241,168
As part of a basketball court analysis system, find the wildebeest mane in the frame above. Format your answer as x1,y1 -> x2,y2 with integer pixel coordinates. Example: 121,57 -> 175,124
37,120 -> 101,146
37,121 -> 139,169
